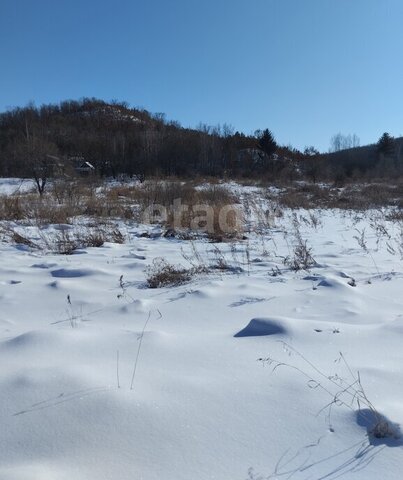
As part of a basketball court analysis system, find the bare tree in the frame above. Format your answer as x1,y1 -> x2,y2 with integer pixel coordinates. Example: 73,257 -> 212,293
16,131 -> 59,195
329,133 -> 360,152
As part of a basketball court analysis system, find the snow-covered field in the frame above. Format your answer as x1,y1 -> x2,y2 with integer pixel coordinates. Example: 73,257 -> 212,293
0,178 -> 36,196
1,180 -> 402,479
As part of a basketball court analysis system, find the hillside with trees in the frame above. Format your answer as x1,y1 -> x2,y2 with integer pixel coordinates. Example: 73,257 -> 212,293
0,98 -> 402,183
0,98 -> 289,180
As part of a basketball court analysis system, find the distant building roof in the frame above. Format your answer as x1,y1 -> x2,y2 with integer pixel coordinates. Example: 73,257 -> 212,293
75,161 -> 95,171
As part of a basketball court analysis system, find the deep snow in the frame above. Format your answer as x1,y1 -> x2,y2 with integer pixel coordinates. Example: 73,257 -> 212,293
0,183 -> 402,479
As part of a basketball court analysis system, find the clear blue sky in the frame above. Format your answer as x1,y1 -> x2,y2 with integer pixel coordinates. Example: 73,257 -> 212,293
1,0 -> 402,151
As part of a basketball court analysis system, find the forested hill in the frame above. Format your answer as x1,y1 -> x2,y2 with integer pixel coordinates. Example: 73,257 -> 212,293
0,98 -> 287,178
321,135 -> 403,179
0,98 -> 401,181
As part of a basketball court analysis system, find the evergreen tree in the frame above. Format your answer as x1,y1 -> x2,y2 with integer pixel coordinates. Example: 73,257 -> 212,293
257,129 -> 277,157
377,132 -> 395,157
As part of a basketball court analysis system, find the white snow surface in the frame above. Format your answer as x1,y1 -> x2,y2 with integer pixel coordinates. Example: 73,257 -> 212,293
0,192 -> 403,479
0,178 -> 36,196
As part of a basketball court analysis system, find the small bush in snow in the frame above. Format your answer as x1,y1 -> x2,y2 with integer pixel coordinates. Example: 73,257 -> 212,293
284,213 -> 317,271
145,257 -> 193,288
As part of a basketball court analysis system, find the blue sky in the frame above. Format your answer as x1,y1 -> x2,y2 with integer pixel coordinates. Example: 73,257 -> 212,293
1,0 -> 402,151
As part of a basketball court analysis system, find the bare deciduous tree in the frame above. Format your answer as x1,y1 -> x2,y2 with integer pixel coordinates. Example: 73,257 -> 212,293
329,133 -> 360,152
16,130 -> 59,196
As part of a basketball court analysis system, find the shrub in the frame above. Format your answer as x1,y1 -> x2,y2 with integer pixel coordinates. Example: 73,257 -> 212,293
129,180 -> 243,238
285,239 -> 316,271
284,213 -> 317,271
145,258 -> 193,288
0,196 -> 25,220
52,229 -> 79,254
0,225 -> 38,248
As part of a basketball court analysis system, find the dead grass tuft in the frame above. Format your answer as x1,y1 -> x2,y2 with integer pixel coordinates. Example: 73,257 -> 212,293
145,257 -> 194,288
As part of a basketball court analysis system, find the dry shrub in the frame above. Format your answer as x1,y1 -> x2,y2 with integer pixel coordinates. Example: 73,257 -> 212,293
126,180 -> 243,238
279,184 -> 333,209
83,195 -> 125,218
284,213 -> 317,271
0,181 -> 135,225
112,180 -> 196,207
0,193 -> 73,225
38,224 -> 126,254
12,231 -> 37,248
385,210 -> 403,221
78,230 -> 105,248
124,180 -> 237,210
107,227 -> 126,244
29,201 -> 72,225
169,204 -> 244,241
279,190 -> 314,209
11,231 -> 36,248
52,229 -> 79,254
145,257 -> 193,288
0,179 -> 240,234
0,225 -> 38,248
0,196 -> 25,220
197,185 -> 237,205
285,240 -> 316,271
278,181 -> 403,210
186,175 -> 223,186
55,226 -> 126,253
1,222 -> 121,254
358,184 -> 399,207
51,179 -> 91,206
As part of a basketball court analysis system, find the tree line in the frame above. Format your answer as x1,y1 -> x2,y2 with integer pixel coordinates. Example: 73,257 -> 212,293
0,98 -> 401,185
0,98 -> 288,180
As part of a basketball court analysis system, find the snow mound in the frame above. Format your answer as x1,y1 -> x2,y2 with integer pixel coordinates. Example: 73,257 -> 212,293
3,330 -> 62,351
122,253 -> 146,260
234,318 -> 287,337
356,409 -> 402,446
317,276 -> 352,289
31,263 -> 58,269
0,463 -> 70,480
50,268 -> 98,278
